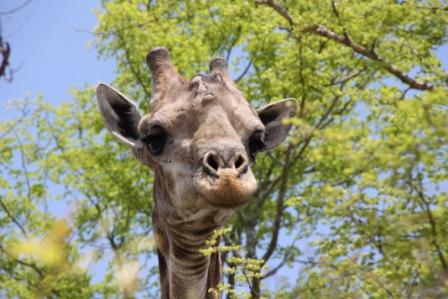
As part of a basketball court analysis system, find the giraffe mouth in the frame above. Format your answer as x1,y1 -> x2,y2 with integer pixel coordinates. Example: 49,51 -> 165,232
193,168 -> 257,208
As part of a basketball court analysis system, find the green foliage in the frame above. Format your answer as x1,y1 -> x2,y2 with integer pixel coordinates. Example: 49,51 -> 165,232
201,227 -> 266,299
1,0 -> 448,298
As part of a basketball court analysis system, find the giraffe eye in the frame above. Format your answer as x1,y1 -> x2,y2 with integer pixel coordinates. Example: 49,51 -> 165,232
248,130 -> 265,159
143,126 -> 167,156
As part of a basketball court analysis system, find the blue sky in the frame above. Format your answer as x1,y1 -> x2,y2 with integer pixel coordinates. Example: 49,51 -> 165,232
0,0 -> 114,117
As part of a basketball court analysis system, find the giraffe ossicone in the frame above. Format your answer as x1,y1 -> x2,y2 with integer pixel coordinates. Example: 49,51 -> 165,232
97,47 -> 297,299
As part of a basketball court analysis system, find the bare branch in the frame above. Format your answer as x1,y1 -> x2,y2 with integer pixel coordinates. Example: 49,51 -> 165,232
0,0 -> 33,15
328,67 -> 367,87
235,60 -> 252,82
225,25 -> 242,62
241,269 -> 259,297
0,41 -> 11,80
261,238 -> 298,279
330,0 -> 341,19
255,0 -> 295,28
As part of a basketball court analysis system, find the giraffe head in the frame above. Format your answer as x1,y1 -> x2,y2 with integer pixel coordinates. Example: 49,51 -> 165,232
97,48 -> 296,223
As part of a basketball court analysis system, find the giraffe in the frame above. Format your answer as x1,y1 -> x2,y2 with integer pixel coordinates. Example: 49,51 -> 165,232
96,47 -> 296,298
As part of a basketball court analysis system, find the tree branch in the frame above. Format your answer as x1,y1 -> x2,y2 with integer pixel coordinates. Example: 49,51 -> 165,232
0,0 -> 33,15
0,102 -> 30,139
116,32 -> 152,99
15,133 -> 32,200
347,256 -> 397,298
0,41 -> 11,80
412,177 -> 447,270
261,238 -> 298,279
414,5 -> 448,11
256,0 -> 433,91
0,243 -> 44,277
303,25 -> 433,90
235,60 -> 252,82
328,67 -> 367,87
0,197 -> 28,237
261,143 -> 292,263
225,25 -> 242,62
255,0 -> 295,28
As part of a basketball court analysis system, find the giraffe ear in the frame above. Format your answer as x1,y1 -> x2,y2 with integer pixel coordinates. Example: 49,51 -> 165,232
257,99 -> 297,150
96,83 -> 142,147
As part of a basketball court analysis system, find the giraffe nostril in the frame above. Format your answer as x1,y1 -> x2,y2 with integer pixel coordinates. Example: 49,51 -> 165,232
203,152 -> 220,176
233,153 -> 248,175
203,151 -> 248,177
234,155 -> 244,169
207,155 -> 219,171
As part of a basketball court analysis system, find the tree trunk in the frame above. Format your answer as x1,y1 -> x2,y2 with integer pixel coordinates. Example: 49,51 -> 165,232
250,277 -> 260,299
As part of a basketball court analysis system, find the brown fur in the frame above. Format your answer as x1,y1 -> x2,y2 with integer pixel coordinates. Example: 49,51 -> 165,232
96,47 -> 296,298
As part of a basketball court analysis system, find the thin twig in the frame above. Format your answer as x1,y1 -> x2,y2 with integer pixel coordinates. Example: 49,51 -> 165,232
235,60 -> 252,82
0,197 -> 28,237
0,0 -> 33,15
261,238 -> 299,279
15,133 -> 32,200
328,67 -> 367,87
0,243 -> 44,277
347,256 -> 397,298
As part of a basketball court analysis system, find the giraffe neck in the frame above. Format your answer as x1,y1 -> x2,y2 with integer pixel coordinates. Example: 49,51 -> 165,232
153,173 -> 225,299
166,224 -> 217,298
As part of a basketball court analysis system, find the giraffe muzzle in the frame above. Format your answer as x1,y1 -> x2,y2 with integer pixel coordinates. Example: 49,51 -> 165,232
193,151 -> 257,208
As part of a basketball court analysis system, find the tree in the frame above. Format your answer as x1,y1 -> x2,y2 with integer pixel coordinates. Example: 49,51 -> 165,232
1,0 -> 447,298
0,0 -> 33,81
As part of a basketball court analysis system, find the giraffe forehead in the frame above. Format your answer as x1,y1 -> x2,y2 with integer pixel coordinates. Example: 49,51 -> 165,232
191,77 -> 259,125
143,79 -> 261,135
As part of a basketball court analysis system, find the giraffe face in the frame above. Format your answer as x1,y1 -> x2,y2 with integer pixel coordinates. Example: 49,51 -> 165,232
97,48 -> 296,218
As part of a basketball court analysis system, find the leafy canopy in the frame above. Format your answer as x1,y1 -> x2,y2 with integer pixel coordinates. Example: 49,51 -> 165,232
1,0 -> 447,298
